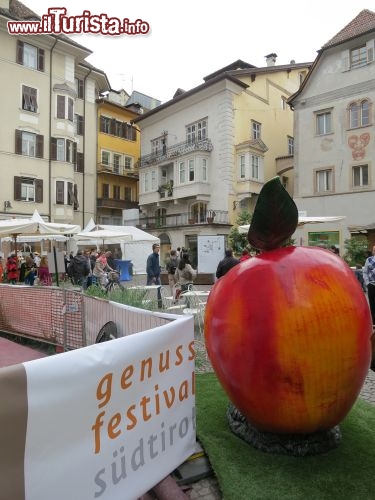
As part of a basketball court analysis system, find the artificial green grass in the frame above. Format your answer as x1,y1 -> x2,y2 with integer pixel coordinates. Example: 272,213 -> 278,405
196,373 -> 375,500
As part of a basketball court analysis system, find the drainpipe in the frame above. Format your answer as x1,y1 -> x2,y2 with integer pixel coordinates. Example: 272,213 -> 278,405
82,68 -> 92,228
49,37 -> 58,221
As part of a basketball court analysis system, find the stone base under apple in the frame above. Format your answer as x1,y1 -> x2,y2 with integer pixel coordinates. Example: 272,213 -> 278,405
227,404 -> 342,456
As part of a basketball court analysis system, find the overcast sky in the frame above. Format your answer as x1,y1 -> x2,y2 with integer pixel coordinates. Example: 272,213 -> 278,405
23,0 -> 371,103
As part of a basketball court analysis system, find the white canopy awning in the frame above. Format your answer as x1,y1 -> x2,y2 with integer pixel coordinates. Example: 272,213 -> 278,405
238,216 -> 346,234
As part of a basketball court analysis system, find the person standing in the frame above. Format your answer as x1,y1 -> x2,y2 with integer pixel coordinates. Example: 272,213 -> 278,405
146,243 -> 161,307
6,254 -> 18,284
216,248 -> 240,279
363,245 -> 375,326
68,249 -> 90,288
146,243 -> 161,286
165,249 -> 179,295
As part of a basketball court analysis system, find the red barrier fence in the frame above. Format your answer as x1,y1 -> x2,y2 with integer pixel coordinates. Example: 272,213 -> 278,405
0,284 -> 173,350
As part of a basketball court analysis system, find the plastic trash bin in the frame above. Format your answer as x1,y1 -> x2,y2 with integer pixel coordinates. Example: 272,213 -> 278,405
114,259 -> 132,281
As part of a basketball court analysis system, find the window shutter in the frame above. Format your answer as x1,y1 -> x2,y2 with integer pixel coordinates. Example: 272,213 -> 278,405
131,126 -> 137,141
15,129 -> 22,154
50,138 -> 57,160
36,134 -> 43,158
76,152 -> 84,173
67,182 -> 73,205
367,40 -> 375,63
16,40 -> 24,65
37,48 -> 45,71
57,95 -> 65,118
100,116 -> 105,133
35,179 -> 43,203
110,118 -> 116,135
73,142 -> 77,164
68,98 -> 73,121
73,184 -> 79,210
342,49 -> 350,71
14,176 -> 22,200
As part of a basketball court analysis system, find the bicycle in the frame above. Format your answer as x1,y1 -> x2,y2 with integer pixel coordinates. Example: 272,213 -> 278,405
104,270 -> 124,294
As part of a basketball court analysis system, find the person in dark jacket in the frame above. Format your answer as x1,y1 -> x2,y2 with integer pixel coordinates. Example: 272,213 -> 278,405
146,243 -> 161,285
216,248 -> 240,279
68,249 -> 90,288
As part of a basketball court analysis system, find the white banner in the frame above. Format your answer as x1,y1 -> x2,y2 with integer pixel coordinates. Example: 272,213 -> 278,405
23,315 -> 195,500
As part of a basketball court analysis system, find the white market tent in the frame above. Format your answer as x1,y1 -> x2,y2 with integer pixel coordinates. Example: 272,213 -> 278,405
238,216 -> 346,234
74,220 -> 159,274
0,209 -> 81,254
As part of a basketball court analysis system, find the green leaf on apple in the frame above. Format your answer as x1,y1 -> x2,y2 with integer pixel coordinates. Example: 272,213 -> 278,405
248,176 -> 298,250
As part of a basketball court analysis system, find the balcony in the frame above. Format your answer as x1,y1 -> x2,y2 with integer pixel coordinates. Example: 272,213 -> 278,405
137,210 -> 229,230
140,138 -> 213,167
97,163 -> 139,179
97,198 -> 139,210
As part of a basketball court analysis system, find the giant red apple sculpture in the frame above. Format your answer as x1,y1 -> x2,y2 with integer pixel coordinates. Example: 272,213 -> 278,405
204,178 -> 372,441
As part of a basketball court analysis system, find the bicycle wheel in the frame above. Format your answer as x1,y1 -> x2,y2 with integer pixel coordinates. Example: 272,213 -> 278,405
106,281 -> 124,293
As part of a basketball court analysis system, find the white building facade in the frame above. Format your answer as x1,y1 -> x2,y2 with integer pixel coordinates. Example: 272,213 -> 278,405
289,9 -> 375,250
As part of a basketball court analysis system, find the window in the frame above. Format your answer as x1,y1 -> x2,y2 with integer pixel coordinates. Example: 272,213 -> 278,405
51,138 -> 76,162
16,41 -> 44,71
350,45 -> 367,68
151,170 -> 157,190
101,151 -> 110,166
353,164 -> 369,187
56,138 -> 65,161
349,100 -> 370,128
14,177 -> 43,202
186,119 -> 207,143
308,231 -> 339,248
288,136 -> 294,155
191,202 -> 207,223
201,158 -> 207,181
15,130 -> 43,158
113,154 -> 121,174
100,116 -> 111,134
239,155 -> 245,179
56,96 -> 73,121
74,114 -> 84,135
113,185 -> 121,200
251,155 -> 260,179
22,85 -> 38,112
144,172 -> 149,192
124,156 -> 132,170
102,184 -> 109,198
56,180 -> 65,204
316,111 -> 332,135
251,120 -> 261,140
188,159 -> 195,181
151,136 -> 166,155
316,169 -> 333,192
21,178 -> 34,201
124,186 -> 132,201
179,161 -> 186,183
99,117 -> 136,140
75,77 -> 84,99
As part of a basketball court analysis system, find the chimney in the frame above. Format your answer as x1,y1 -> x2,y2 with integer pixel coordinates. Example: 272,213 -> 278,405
0,0 -> 10,8
265,53 -> 277,66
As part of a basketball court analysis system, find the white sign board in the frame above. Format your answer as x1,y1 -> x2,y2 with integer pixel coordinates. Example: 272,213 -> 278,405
1,316 -> 195,500
197,235 -> 225,273
47,250 -> 66,273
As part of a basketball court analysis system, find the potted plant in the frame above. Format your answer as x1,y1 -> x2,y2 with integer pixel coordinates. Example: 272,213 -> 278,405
207,210 -> 216,223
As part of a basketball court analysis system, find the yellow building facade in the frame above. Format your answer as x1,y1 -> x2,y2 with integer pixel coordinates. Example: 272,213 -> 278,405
96,96 -> 140,225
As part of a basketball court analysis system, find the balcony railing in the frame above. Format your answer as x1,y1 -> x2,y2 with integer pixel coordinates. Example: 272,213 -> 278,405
137,210 -> 229,229
97,198 -> 139,210
97,163 -> 139,179
140,138 -> 213,167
